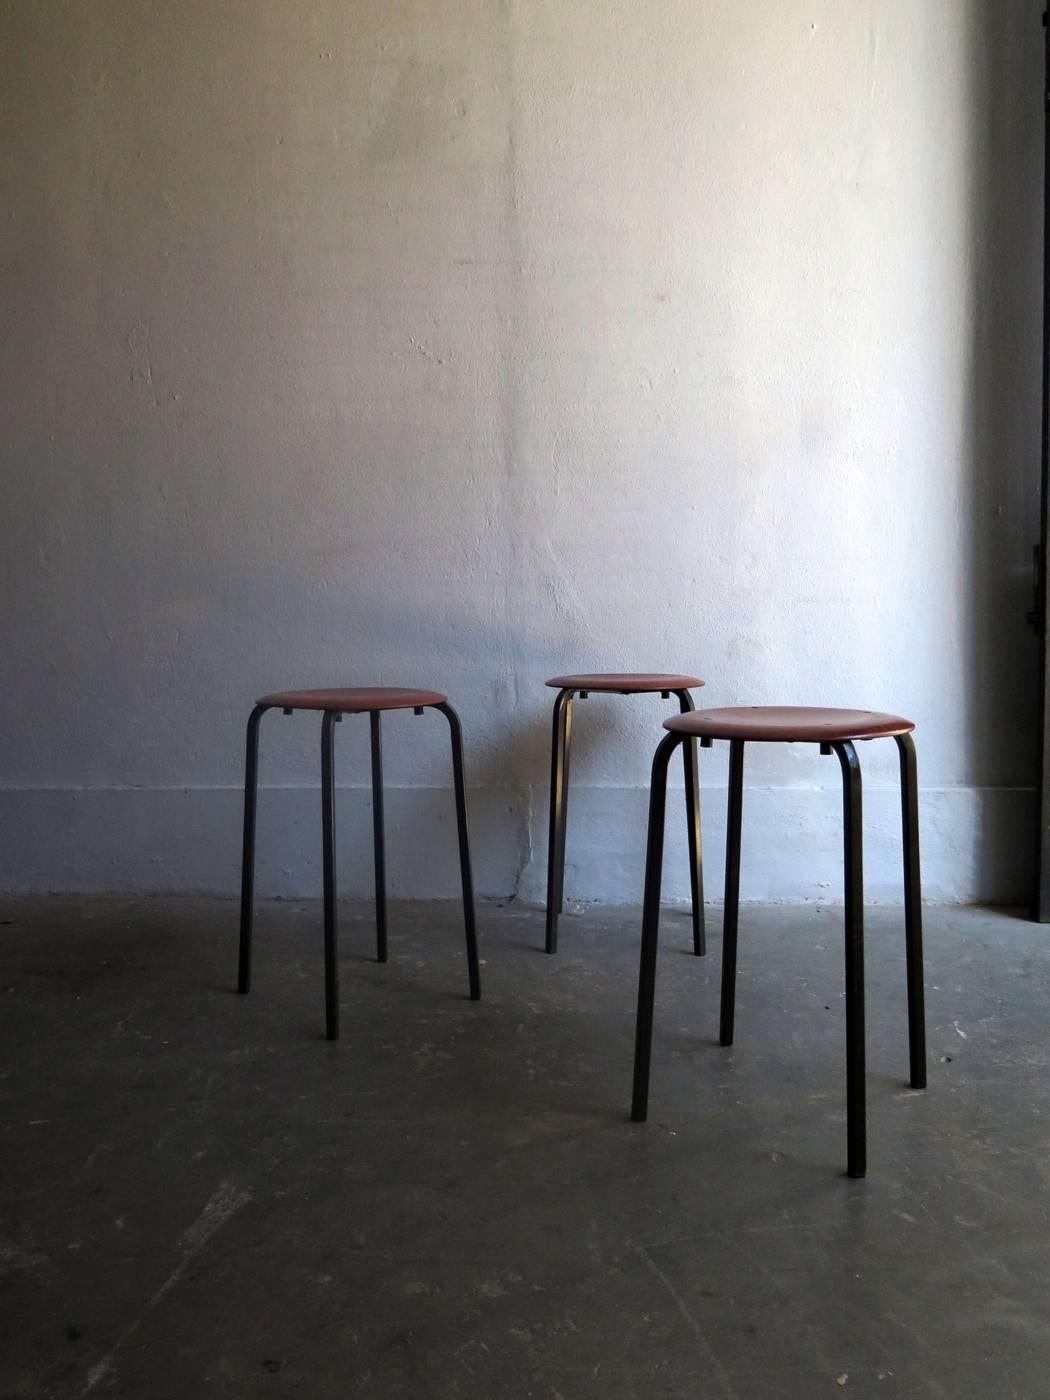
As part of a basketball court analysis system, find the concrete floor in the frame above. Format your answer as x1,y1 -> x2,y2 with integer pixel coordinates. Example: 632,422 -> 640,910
2,897 -> 1049,1399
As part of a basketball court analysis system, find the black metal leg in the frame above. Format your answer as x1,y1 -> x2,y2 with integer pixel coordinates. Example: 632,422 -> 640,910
435,702 -> 481,1000
370,711 -> 387,964
238,705 -> 269,995
719,739 -> 745,1047
321,710 -> 340,1041
833,740 -> 866,1178
557,700 -> 573,915
675,690 -> 706,956
545,688 -> 573,954
631,732 -> 682,1121
895,733 -> 927,1090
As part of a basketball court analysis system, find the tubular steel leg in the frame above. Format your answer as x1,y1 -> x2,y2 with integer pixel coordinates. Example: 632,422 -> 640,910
675,690 -> 706,957
238,704 -> 269,994
545,688 -> 574,954
436,702 -> 481,1000
895,732 -> 927,1090
719,739 -> 745,1047
833,740 -> 866,1178
370,711 -> 388,964
557,696 -> 574,916
631,733 -> 682,1121
321,710 -> 340,1041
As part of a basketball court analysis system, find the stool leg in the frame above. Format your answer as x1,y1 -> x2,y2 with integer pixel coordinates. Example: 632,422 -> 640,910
675,690 -> 706,956
719,739 -> 745,1047
238,704 -> 269,994
321,710 -> 340,1041
370,711 -> 388,964
545,688 -> 573,954
632,732 -> 682,1122
557,696 -> 574,916
895,733 -> 927,1090
435,702 -> 481,1000
833,740 -> 866,1178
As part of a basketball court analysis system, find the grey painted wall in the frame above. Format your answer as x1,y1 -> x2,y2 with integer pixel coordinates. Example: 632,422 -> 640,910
0,0 -> 1043,902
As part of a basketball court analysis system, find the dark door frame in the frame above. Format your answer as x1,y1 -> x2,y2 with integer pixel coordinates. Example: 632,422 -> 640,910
1035,11 -> 1050,919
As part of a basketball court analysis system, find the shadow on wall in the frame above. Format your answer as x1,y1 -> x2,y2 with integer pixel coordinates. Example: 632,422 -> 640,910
964,0 -> 1043,901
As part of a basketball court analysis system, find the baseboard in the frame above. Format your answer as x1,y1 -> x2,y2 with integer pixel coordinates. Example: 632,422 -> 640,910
516,783 -> 1035,907
0,783 -> 1033,904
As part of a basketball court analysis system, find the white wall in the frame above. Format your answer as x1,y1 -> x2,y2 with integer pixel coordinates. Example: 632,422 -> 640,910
0,0 -> 1042,903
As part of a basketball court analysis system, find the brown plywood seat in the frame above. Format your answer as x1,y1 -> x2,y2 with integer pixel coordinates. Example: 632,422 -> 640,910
664,705 -> 914,744
258,686 -> 446,713
547,673 -> 703,694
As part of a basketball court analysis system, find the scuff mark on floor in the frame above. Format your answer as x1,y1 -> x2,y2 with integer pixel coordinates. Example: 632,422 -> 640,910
79,1178 -> 251,1395
0,1239 -> 48,1278
637,1247 -> 740,1400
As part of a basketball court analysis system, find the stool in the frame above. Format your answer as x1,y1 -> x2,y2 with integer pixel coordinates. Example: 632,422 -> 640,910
544,673 -> 706,956
238,687 -> 480,1040
630,706 -> 927,1179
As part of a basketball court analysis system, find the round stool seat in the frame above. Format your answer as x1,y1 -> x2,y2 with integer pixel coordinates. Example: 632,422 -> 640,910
258,686 -> 446,713
547,672 -> 703,694
664,705 -> 914,744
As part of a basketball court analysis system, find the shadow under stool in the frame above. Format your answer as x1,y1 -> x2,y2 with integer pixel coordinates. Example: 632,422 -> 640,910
630,705 -> 927,1179
238,686 -> 480,1039
544,673 -> 707,957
